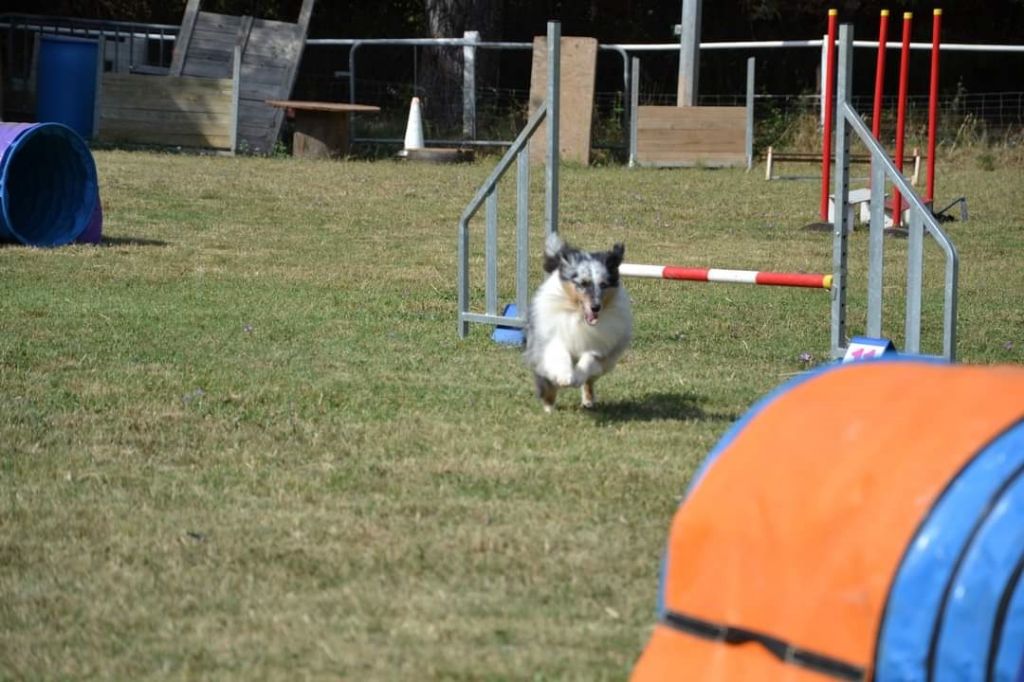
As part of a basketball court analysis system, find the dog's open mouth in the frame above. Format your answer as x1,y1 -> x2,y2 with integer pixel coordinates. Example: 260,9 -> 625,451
584,307 -> 599,326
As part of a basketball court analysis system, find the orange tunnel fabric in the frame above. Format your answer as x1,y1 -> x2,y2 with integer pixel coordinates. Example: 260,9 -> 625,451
631,361 -> 1024,681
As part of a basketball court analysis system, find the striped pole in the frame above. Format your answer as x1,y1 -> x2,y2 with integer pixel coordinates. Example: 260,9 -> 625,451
621,264 -> 833,290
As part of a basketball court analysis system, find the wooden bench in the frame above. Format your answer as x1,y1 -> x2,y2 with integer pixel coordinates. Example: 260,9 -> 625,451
765,145 -> 922,184
265,100 -> 381,158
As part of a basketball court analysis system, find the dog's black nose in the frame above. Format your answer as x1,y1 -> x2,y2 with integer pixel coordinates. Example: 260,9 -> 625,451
591,303 -> 601,312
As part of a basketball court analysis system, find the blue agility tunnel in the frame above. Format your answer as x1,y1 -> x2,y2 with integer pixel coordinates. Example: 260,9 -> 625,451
632,361 -> 1024,681
0,123 -> 99,247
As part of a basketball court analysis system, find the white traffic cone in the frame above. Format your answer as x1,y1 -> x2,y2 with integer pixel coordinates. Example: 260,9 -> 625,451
399,96 -> 425,157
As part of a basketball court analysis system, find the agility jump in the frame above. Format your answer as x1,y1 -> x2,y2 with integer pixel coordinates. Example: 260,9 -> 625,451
457,20 -> 958,360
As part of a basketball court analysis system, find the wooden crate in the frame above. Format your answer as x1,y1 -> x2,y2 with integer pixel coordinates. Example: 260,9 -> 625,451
95,63 -> 238,151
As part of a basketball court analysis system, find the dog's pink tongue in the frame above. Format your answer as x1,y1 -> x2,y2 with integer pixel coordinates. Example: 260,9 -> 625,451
584,309 -> 599,326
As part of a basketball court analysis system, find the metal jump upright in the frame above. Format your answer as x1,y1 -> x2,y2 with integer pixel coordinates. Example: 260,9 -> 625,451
456,21 -> 560,338
831,23 -> 958,361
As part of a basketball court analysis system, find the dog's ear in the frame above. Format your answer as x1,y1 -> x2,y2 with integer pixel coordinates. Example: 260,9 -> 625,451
606,243 -> 625,269
543,232 -> 566,273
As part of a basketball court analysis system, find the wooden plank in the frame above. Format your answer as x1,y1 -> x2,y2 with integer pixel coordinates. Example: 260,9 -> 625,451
102,73 -> 233,95
100,85 -> 235,105
239,81 -> 289,102
175,61 -> 230,80
238,64 -> 290,87
637,127 -> 745,148
251,17 -> 304,32
238,111 -> 277,131
243,30 -> 302,48
180,47 -> 234,69
638,155 -> 747,168
98,111 -> 233,140
102,100 -> 234,118
101,130 -> 233,148
239,40 -> 301,62
192,11 -> 245,33
192,26 -> 245,46
238,122 -> 277,138
638,106 -> 746,131
169,0 -> 200,76
265,100 -> 380,113
101,86 -> 233,112
527,36 -> 597,166
638,138 -> 745,154
100,114 -> 234,135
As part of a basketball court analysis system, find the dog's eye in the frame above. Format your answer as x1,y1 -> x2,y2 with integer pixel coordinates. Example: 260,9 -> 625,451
578,279 -> 591,288
599,282 -> 609,289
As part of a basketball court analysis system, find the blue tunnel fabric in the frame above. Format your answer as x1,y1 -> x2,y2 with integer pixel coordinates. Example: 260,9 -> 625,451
0,123 -> 97,246
876,420 -> 1024,681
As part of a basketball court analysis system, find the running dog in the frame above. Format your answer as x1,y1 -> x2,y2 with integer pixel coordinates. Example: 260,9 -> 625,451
524,234 -> 633,412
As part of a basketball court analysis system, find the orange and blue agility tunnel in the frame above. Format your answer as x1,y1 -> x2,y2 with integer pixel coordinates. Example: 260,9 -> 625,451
631,360 -> 1024,681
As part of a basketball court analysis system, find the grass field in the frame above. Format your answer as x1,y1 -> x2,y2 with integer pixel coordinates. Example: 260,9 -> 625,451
1,147 -> 1022,680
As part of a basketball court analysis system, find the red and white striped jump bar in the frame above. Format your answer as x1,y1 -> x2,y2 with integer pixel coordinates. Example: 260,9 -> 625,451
620,264 -> 833,290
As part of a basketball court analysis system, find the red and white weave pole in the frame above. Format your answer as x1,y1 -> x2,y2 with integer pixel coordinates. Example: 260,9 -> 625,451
620,264 -> 833,290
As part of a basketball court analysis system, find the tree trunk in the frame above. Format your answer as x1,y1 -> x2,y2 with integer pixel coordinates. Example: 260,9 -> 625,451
421,0 -> 502,132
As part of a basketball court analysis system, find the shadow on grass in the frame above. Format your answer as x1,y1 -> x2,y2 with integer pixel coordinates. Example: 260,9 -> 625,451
0,236 -> 168,249
100,236 -> 169,247
591,391 -> 738,425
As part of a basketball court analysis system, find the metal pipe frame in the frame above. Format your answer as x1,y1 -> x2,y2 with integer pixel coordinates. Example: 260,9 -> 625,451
457,21 -> 561,338
833,23 -> 958,361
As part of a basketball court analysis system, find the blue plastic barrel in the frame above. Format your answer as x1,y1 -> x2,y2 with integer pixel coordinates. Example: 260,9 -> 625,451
0,123 -> 98,246
36,34 -> 100,140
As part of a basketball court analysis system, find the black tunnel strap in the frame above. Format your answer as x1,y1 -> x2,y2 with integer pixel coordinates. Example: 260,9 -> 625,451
662,609 -> 867,681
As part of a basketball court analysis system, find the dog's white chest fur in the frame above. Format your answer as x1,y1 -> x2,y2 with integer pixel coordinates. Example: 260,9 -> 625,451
533,272 -> 631,358
527,272 -> 633,385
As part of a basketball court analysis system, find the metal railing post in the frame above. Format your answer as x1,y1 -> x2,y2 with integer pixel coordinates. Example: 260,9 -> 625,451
516,149 -> 530,319
830,23 -> 854,358
629,57 -> 640,168
462,30 -> 479,139
867,158 -> 886,337
545,20 -> 560,238
745,56 -> 755,170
